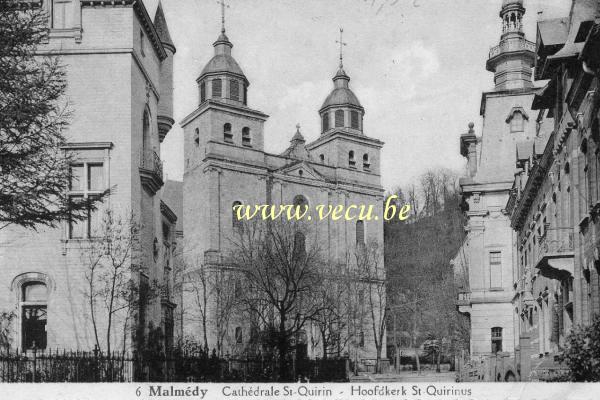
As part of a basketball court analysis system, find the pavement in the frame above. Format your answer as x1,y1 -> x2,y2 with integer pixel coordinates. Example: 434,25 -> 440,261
350,370 -> 456,382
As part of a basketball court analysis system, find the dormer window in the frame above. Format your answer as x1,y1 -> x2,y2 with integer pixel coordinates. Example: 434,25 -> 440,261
212,79 -> 222,98
200,81 -> 206,103
351,111 -> 359,129
363,153 -> 370,170
242,127 -> 251,147
322,113 -> 329,132
349,150 -> 356,168
224,123 -> 233,143
335,110 -> 344,128
230,80 -> 239,101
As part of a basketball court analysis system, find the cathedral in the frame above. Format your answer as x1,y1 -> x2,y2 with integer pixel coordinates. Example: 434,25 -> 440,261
180,18 -> 386,363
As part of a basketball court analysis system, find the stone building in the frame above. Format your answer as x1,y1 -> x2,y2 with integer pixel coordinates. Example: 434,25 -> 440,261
506,0 -> 600,363
0,0 -> 177,352
180,21 -> 386,361
453,0 -> 544,356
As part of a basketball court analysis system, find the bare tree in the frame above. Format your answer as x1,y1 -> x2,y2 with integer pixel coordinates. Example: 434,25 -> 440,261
81,209 -> 146,355
354,241 -> 387,373
230,220 -> 325,380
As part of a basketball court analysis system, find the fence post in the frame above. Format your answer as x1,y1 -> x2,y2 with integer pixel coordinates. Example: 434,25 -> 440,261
32,342 -> 37,383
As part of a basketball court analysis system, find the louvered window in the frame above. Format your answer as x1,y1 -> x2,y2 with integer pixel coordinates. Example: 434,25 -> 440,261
351,111 -> 359,129
212,79 -> 222,98
200,81 -> 206,102
230,80 -> 239,101
224,123 -> 233,143
322,113 -> 329,132
335,110 -> 344,127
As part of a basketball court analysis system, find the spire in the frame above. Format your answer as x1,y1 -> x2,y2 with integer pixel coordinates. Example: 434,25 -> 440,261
218,0 -> 229,34
153,1 -> 176,53
291,123 -> 305,143
336,28 -> 347,69
486,0 -> 534,90
213,0 -> 233,55
282,124 -> 310,160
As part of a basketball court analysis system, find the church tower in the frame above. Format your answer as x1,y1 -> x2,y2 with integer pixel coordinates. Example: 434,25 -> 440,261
486,0 -> 535,90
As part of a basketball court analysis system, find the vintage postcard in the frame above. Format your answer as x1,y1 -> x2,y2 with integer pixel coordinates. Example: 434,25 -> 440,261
0,0 -> 599,399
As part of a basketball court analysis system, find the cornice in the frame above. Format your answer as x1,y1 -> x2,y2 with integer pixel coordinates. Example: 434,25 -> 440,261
180,100 -> 269,127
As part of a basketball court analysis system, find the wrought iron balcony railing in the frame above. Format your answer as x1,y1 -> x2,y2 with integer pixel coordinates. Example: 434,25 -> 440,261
139,149 -> 164,194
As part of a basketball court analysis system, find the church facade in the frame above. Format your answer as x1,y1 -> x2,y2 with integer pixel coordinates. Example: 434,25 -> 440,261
180,24 -> 386,362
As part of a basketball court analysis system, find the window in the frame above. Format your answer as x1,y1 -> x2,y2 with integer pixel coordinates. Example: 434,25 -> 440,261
510,112 -> 524,132
140,30 -> 145,57
319,154 -> 325,163
69,163 -> 104,239
21,282 -> 48,350
351,110 -> 359,129
293,195 -> 308,209
491,327 -> 502,353
242,127 -> 251,147
363,154 -> 370,170
200,81 -> 206,103
235,327 -> 243,344
335,110 -> 344,127
322,113 -> 329,132
194,128 -> 200,147
223,123 -> 233,143
356,220 -> 365,246
490,251 -> 502,288
142,109 -> 151,155
52,0 -> 73,29
230,80 -> 239,101
243,84 -> 248,105
212,79 -> 222,98
348,151 -> 356,168
359,331 -> 365,348
232,201 -> 243,232
294,232 -> 306,259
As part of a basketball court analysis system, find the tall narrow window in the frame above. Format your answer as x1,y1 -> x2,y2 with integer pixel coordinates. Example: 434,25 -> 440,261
242,127 -> 251,147
363,154 -> 370,170
232,201 -> 243,232
356,220 -> 365,246
140,30 -> 145,57
52,0 -> 73,29
142,109 -> 151,155
491,327 -> 503,353
230,80 -> 239,101
21,282 -> 48,350
69,163 -> 104,239
359,331 -> 365,348
243,84 -> 248,105
235,327 -> 243,344
348,151 -> 356,168
322,113 -> 330,132
223,123 -> 233,143
200,81 -> 206,103
490,251 -> 502,288
351,110 -> 359,129
194,128 -> 200,147
212,79 -> 222,98
335,110 -> 344,127
294,232 -> 306,260
510,112 -> 524,132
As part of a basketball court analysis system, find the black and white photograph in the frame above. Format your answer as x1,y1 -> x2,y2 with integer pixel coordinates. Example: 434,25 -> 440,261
1,0 -> 600,398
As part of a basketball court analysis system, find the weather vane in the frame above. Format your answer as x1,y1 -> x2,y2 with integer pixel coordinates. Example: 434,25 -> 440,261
336,27 -> 347,68
217,0 -> 229,33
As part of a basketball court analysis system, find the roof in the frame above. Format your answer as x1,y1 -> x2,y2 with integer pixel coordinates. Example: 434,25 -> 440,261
537,18 -> 569,47
200,53 -> 246,80
281,127 -> 311,160
321,87 -> 362,110
162,180 -> 183,233
153,1 -> 175,52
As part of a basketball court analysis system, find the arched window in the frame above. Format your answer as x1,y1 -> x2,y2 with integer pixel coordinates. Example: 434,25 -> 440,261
223,123 -> 233,143
21,282 -> 48,350
294,231 -> 306,259
335,110 -> 344,127
200,81 -> 206,103
230,79 -> 239,101
212,78 -> 222,98
242,127 -> 251,147
510,112 -> 524,132
348,151 -> 356,168
491,327 -> 503,353
356,220 -> 365,246
142,109 -> 151,154
194,128 -> 200,147
232,201 -> 243,232
319,154 -> 325,163
322,113 -> 329,132
293,195 -> 309,209
351,110 -> 359,129
363,153 -> 370,170
235,327 -> 243,344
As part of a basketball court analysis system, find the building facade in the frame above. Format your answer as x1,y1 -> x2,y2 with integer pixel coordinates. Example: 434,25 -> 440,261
0,0 -> 177,353
180,23 -> 386,361
453,0 -> 544,357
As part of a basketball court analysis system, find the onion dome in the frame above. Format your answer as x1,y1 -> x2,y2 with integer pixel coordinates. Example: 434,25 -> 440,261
320,68 -> 362,110
319,66 -> 364,135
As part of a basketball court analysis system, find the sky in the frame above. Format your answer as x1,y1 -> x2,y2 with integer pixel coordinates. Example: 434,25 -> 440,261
146,0 -> 571,190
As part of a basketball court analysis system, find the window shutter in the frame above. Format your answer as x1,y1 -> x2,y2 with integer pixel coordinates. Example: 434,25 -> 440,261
230,80 -> 239,101
212,79 -> 222,98
335,110 -> 344,127
351,111 -> 359,129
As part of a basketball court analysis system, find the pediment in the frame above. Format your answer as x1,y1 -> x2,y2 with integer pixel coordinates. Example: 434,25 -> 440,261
277,161 -> 326,182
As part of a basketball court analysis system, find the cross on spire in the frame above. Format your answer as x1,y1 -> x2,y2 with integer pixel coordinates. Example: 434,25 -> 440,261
336,27 -> 347,68
217,0 -> 229,33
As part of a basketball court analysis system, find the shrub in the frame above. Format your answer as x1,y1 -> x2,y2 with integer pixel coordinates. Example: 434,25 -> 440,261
559,314 -> 600,381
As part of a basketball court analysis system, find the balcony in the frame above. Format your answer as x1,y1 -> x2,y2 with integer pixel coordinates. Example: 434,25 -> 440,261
456,291 -> 471,314
139,149 -> 164,195
534,228 -> 574,279
489,39 -> 535,59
